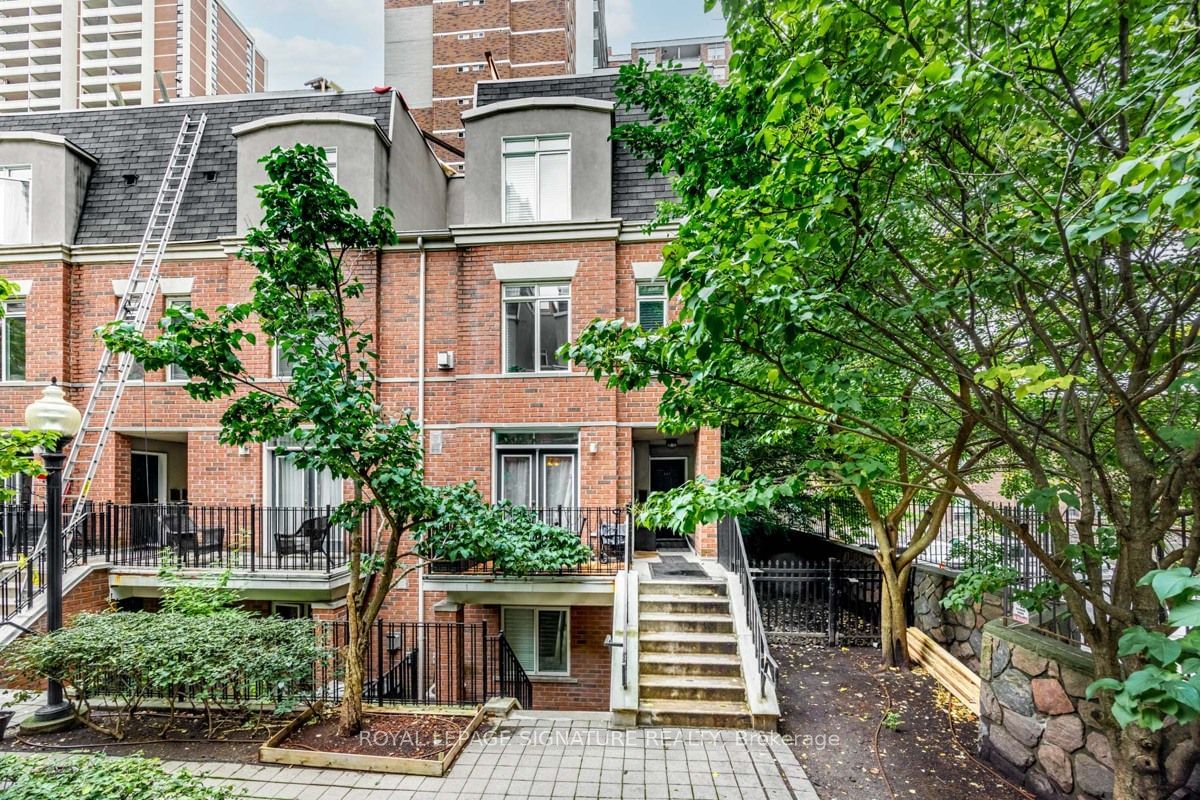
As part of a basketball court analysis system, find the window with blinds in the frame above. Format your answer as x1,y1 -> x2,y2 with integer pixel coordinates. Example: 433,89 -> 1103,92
502,607 -> 569,675
636,282 -> 667,331
503,136 -> 570,223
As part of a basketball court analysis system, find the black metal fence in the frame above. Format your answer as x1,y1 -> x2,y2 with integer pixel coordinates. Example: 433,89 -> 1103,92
429,506 -> 631,577
751,557 -> 886,646
317,620 -> 532,709
66,619 -> 533,711
716,516 -> 778,697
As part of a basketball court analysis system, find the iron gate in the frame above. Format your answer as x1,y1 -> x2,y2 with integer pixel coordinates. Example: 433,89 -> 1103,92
752,557 -> 891,646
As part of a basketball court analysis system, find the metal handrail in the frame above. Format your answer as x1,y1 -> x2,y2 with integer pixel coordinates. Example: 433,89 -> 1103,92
620,505 -> 634,690
718,515 -> 778,699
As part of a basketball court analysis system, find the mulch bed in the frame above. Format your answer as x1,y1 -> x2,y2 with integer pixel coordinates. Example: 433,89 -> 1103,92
281,711 -> 472,760
775,641 -> 1032,800
0,713 -> 279,763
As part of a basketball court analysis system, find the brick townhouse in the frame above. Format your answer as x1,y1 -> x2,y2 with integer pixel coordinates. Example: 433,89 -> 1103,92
0,75 -> 723,712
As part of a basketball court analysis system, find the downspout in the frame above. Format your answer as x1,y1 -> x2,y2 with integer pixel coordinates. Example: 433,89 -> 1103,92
416,235 -> 428,697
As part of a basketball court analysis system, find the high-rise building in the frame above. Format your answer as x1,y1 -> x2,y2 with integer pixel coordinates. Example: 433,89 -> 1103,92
384,0 -> 605,167
609,35 -> 730,81
0,0 -> 267,113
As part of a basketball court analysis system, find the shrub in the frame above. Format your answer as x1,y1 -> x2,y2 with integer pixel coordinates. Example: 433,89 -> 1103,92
0,752 -> 240,799
6,609 -> 327,739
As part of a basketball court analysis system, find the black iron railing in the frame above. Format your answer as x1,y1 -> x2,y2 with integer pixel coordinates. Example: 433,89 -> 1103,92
85,503 -> 372,573
428,506 -> 631,577
717,515 -> 777,699
70,619 -> 533,710
317,620 -> 533,708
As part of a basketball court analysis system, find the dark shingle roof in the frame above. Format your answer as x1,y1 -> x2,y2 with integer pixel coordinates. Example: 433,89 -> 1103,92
475,72 -> 674,222
0,91 -> 393,245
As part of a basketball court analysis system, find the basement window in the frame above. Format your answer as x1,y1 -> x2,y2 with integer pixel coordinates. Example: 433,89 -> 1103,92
502,607 -> 568,675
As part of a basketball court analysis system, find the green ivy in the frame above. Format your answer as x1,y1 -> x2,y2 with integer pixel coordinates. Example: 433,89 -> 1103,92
0,753 -> 240,799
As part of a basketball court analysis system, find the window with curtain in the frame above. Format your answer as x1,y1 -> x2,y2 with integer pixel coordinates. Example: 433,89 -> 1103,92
502,136 -> 570,223
494,432 -> 579,509
636,282 -> 667,331
270,447 -> 342,509
2,299 -> 25,381
503,283 -> 570,373
502,607 -> 569,674
166,296 -> 190,382
0,166 -> 31,245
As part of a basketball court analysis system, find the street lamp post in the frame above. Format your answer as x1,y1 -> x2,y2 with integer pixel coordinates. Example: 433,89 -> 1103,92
24,378 -> 81,723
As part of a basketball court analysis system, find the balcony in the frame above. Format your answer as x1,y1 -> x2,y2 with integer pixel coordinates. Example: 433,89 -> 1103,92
427,506 -> 630,578
0,503 -> 630,578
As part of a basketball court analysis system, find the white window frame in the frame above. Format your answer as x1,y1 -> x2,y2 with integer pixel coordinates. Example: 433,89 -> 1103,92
1,296 -> 26,382
266,444 -> 344,509
501,282 -> 572,374
501,134 -> 571,223
165,295 -> 190,382
271,601 -> 312,619
0,164 -> 32,246
493,431 -> 580,508
323,146 -> 338,183
501,606 -> 570,676
273,343 -> 293,379
709,44 -> 726,60
636,281 -> 667,331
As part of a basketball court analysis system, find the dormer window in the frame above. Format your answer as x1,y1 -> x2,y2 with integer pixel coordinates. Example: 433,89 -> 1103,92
0,165 -> 31,245
503,135 -> 570,223
323,146 -> 338,183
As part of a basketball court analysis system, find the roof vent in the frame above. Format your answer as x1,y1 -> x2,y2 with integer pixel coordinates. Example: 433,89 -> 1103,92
122,174 -> 138,186
204,171 -> 217,182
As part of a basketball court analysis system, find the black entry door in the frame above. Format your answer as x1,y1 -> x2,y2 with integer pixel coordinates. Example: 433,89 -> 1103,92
130,453 -> 162,547
130,453 -> 162,504
649,459 -> 688,547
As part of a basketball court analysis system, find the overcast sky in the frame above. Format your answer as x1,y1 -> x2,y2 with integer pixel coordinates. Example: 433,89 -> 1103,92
227,0 -> 726,93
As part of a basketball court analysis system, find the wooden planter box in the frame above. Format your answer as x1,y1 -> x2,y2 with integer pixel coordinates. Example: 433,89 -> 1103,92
259,703 -> 486,776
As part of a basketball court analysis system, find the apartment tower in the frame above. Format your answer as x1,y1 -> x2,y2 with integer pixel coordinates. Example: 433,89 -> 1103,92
384,0 -> 607,166
0,0 -> 267,113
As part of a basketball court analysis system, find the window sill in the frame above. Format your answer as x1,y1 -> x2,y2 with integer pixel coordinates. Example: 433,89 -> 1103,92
527,674 -> 578,685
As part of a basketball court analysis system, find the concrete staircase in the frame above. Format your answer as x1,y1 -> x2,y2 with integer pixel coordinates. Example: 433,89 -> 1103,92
636,578 -> 754,728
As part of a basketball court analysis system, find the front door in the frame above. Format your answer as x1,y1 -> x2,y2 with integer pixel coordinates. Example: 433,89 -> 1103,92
649,457 -> 688,548
130,452 -> 165,505
130,452 -> 165,547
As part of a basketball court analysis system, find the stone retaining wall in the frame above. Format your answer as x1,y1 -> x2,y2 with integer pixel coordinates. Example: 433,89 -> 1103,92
979,619 -> 1199,800
911,567 -> 1004,674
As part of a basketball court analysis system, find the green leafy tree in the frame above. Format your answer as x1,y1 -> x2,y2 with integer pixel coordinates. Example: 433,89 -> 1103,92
567,2 -> 1200,796
0,278 -> 57,503
103,145 -> 591,737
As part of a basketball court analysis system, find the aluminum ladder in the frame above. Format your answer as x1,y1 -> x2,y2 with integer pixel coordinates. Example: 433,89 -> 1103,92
38,113 -> 207,553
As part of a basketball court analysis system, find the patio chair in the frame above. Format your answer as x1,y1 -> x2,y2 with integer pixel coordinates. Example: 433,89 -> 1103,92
162,508 -> 225,566
598,521 -> 628,563
273,516 -> 331,568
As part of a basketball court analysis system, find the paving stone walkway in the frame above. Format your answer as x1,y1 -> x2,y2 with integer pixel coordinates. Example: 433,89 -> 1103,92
191,712 -> 817,800
4,698 -> 818,799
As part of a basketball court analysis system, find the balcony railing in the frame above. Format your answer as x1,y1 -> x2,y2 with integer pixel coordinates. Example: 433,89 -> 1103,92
0,503 -> 630,579
77,503 -> 372,574
427,506 -> 631,577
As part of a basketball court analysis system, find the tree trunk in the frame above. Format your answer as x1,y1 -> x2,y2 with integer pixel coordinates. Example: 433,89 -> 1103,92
338,617 -> 368,737
1111,725 -> 1169,800
878,558 -> 912,668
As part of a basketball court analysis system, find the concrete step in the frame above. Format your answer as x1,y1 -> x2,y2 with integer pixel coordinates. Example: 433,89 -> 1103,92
639,674 -> 747,703
640,612 -> 734,634
640,652 -> 743,678
639,631 -> 738,655
638,595 -> 730,615
640,579 -> 725,597
636,698 -> 753,729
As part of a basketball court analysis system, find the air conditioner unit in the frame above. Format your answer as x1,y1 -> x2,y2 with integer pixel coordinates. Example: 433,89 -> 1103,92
437,351 -> 455,370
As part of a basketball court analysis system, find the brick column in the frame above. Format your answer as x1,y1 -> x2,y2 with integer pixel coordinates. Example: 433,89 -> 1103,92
692,426 -> 722,558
